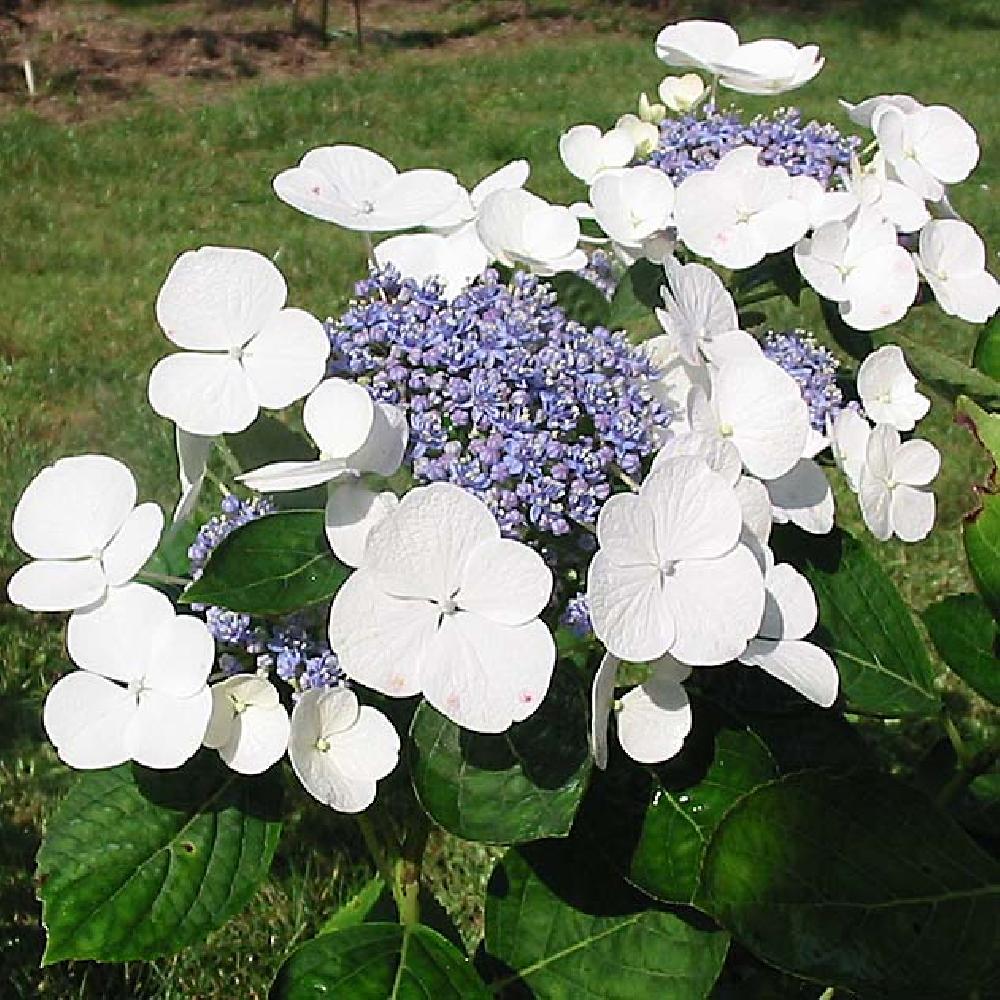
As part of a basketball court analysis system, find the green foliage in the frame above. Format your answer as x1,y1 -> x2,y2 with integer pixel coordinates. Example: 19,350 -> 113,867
143,518 -> 198,579
973,315 -> 1000,380
182,510 -> 349,615
481,840 -> 730,998
964,492 -> 1000,621
696,770 -> 1000,997
610,259 -> 663,341
408,666 -> 591,844
772,525 -> 940,716
924,593 -> 1000,705
271,923 -> 489,999
36,756 -> 282,964
546,272 -> 610,329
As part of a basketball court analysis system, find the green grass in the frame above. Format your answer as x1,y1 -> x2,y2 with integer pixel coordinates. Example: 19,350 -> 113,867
1,1 -> 998,995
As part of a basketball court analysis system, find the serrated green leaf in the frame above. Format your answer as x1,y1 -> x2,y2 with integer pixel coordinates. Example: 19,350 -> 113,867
408,665 -> 591,844
182,511 -> 348,615
271,923 -> 488,999
695,770 -> 1000,998
37,756 -> 282,964
956,394 -> 1000,472
771,525 -> 940,716
923,593 -> 1000,705
548,272 -> 611,329
965,492 -> 1000,621
973,314 -> 1000,380
481,840 -> 729,998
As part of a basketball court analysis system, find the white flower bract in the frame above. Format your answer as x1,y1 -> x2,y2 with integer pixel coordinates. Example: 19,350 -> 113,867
558,124 -> 635,185
589,166 -> 675,264
203,675 -> 291,775
857,345 -> 930,432
915,219 -> 1000,324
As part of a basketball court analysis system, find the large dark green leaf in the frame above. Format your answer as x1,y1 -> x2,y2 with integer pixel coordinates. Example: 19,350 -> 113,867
973,314 -> 1000,380
37,756 -> 282,964
578,700 -> 776,905
772,526 -> 940,716
610,258 -> 663,342
548,272 -> 611,329
965,492 -> 1000,621
142,519 -> 197,580
408,665 -> 591,844
481,840 -> 729,998
182,511 -> 349,615
271,923 -> 488,999
924,593 -> 1000,705
696,770 -> 1000,998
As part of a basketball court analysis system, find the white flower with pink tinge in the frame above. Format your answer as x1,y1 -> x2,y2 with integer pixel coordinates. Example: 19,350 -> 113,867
328,483 -> 556,734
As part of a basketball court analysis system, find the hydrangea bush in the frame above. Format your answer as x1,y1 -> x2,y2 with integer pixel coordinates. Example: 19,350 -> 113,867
10,18 -> 1000,997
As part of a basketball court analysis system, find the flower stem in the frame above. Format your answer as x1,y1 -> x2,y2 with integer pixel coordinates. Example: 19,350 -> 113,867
137,570 -> 190,587
393,812 -> 430,927
356,811 -> 395,890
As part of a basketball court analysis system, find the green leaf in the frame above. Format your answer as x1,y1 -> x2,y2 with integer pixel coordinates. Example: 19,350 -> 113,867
609,258 -> 663,342
957,394 -> 1000,472
142,518 -> 197,579
772,525 -> 940,716
732,250 -> 803,306
695,770 -> 1000,998
973,314 -> 1000,380
873,330 -> 1000,408
318,876 -> 389,935
577,700 -> 776,905
923,593 -> 1000,705
408,665 -> 591,844
481,840 -> 730,998
37,756 -> 282,964
965,492 -> 1000,621
182,511 -> 349,615
271,923 -> 489,999
548,272 -> 611,329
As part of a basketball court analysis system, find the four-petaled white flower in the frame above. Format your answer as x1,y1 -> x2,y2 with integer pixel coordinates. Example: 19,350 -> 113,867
288,687 -> 400,813
590,652 -> 692,769
477,189 -> 587,276
614,114 -> 661,159
658,73 -> 706,113
273,144 -> 462,231
873,103 -> 979,203
859,424 -> 940,542
148,247 -> 330,436
203,675 -> 291,775
9,455 -> 163,612
794,209 -> 918,331
43,584 -> 213,769
687,359 -> 810,480
239,378 -> 407,568
587,455 -> 764,666
857,345 -> 930,432
558,124 -> 635,185
915,219 -> 1000,324
675,146 -> 810,269
328,483 -> 556,733
655,256 -> 741,365
738,560 -> 839,707
638,91 -> 667,124
589,166 -> 675,265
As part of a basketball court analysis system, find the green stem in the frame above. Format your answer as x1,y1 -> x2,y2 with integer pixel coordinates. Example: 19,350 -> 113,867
217,439 -> 244,479
137,570 -> 189,587
818,989 -> 837,1000
614,466 -> 641,492
356,811 -> 396,890
393,812 -> 430,927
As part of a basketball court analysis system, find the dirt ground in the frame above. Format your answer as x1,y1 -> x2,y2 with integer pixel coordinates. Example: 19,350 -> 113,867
0,1 -> 659,121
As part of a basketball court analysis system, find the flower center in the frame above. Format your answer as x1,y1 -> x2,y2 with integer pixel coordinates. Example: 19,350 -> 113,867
359,199 -> 376,215
315,737 -> 331,753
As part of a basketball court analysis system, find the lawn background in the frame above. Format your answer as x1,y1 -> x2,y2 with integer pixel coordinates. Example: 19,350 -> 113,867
1,1 -> 997,995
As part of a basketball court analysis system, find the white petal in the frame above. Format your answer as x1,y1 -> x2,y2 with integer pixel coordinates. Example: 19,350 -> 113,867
102,502 -> 164,587
148,352 -> 258,436
173,429 -> 212,523
587,551 -> 675,663
328,705 -> 401,784
155,246 -> 287,351
470,160 -> 531,207
641,456 -> 743,560
765,459 -> 834,535
654,431 -> 742,486
735,475 -> 773,546
325,481 -> 398,569
377,169 -> 464,230
892,439 -> 940,487
43,672 -> 132,769
859,473 -> 892,541
865,423 -> 901,480
616,671 -> 691,764
662,545 -> 765,665
218,703 -> 291,775
126,687 -> 212,769
363,482 -> 499,602
238,458 -> 345,493
303,378 -> 376,461
457,537 -> 552,626
841,245 -> 919,331
241,308 -> 330,411
145,613 -> 215,698
595,491 -> 658,566
7,558 -> 107,613
13,454 -> 136,560
328,570 -> 437,697
829,408 -> 871,492
759,562 -> 817,641
348,402 -> 409,477
890,484 -> 935,543
67,582 -> 172,682
741,639 -> 839,707
422,613 -> 555,733
655,19 -> 740,73
590,652 -> 618,770
930,271 -> 1000,325
857,345 -> 928,432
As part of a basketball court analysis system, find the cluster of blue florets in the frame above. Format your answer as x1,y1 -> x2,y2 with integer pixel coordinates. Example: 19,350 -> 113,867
576,248 -> 619,301
646,105 -> 859,188
190,495 -> 344,696
762,330 -> 858,433
327,267 -> 669,540
560,592 -> 593,638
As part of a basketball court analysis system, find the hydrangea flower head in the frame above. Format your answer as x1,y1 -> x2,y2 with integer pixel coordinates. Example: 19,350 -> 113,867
327,266 -> 670,544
